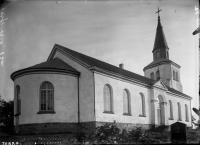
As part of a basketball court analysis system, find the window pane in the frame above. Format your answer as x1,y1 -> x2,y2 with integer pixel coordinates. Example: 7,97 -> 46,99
104,85 -> 111,112
123,90 -> 128,114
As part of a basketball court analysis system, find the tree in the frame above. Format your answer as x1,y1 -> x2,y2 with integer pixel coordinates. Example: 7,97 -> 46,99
0,95 -> 14,134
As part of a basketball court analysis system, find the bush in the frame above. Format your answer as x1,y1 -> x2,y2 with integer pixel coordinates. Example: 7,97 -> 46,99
74,123 -> 170,144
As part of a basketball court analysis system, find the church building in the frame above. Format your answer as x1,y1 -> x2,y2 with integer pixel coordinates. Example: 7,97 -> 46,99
11,13 -> 192,134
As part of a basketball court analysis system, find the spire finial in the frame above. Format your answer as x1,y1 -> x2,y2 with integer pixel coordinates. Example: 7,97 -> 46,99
155,7 -> 162,19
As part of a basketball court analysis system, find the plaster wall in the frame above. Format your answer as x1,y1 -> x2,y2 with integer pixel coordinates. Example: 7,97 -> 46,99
165,93 -> 192,127
171,64 -> 183,92
144,64 -> 171,86
94,73 -> 151,125
53,51 -> 95,122
14,74 -> 78,125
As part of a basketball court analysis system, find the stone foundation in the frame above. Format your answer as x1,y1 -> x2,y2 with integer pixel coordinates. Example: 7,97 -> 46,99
17,122 -> 154,135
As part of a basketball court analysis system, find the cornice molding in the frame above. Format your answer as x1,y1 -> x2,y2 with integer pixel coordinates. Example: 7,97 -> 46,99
11,68 -> 80,81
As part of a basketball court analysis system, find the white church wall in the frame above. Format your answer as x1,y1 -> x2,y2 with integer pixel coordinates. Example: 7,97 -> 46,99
94,72 -> 150,125
14,73 -> 78,125
165,93 -> 192,127
53,51 -> 95,122
171,64 -> 183,92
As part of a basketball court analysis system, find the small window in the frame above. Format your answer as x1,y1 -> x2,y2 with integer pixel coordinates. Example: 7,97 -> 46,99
169,100 -> 173,119
123,89 -> 131,115
16,85 -> 21,115
173,71 -> 175,80
103,84 -> 113,113
166,51 -> 169,59
139,93 -> 146,117
156,70 -> 160,80
39,82 -> 54,113
176,72 -> 179,82
150,72 -> 154,80
156,51 -> 160,58
185,104 -> 189,121
178,102 -> 182,121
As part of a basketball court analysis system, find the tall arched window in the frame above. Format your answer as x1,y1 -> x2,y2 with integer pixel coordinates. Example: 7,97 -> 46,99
173,71 -> 175,80
16,85 -> 21,114
176,72 -> 179,82
177,102 -> 182,121
150,72 -> 154,80
169,100 -> 173,119
123,89 -> 131,115
40,82 -> 54,112
156,70 -> 160,80
185,104 -> 189,121
139,93 -> 146,116
103,84 -> 113,113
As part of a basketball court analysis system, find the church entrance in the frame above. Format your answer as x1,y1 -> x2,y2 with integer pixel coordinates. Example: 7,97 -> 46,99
157,95 -> 164,126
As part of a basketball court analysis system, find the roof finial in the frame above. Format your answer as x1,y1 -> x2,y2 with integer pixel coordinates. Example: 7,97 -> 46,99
155,7 -> 162,19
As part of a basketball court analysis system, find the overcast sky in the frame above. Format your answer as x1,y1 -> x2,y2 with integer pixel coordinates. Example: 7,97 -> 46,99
0,0 -> 199,110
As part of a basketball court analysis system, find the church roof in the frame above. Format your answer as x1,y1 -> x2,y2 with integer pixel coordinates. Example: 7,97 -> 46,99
52,44 -> 155,85
10,57 -> 80,81
167,87 -> 192,99
28,57 -> 78,72
153,16 -> 169,52
143,58 -> 180,71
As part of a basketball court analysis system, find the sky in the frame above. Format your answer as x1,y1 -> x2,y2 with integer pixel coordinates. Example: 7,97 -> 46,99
0,0 -> 199,111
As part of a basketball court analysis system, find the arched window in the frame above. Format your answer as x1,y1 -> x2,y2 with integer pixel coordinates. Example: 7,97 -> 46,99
16,85 -> 21,114
103,84 -> 113,113
173,71 -> 175,80
177,102 -> 182,121
169,100 -> 173,119
156,51 -> 160,59
185,104 -> 189,121
123,89 -> 131,115
176,72 -> 179,82
40,82 -> 54,111
150,72 -> 154,80
139,93 -> 146,116
156,70 -> 160,80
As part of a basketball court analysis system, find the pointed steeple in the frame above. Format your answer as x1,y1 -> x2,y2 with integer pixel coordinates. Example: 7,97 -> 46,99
153,16 -> 169,52
152,8 -> 169,60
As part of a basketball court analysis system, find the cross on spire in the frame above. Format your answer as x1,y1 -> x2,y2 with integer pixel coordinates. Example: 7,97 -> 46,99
156,7 -> 162,17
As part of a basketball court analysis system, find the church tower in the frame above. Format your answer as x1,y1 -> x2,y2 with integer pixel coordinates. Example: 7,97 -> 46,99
143,8 -> 183,92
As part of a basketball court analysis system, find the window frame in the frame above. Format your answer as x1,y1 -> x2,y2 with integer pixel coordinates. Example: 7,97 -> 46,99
169,100 -> 173,120
185,104 -> 189,122
177,102 -> 182,121
14,85 -> 21,116
150,72 -> 154,80
103,84 -> 114,114
123,89 -> 131,116
37,81 -> 55,114
139,93 -> 146,117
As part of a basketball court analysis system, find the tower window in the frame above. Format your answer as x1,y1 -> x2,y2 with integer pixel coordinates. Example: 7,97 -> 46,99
166,51 -> 169,59
156,51 -> 160,58
176,72 -> 179,82
150,72 -> 154,80
173,71 -> 175,80
156,70 -> 160,80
